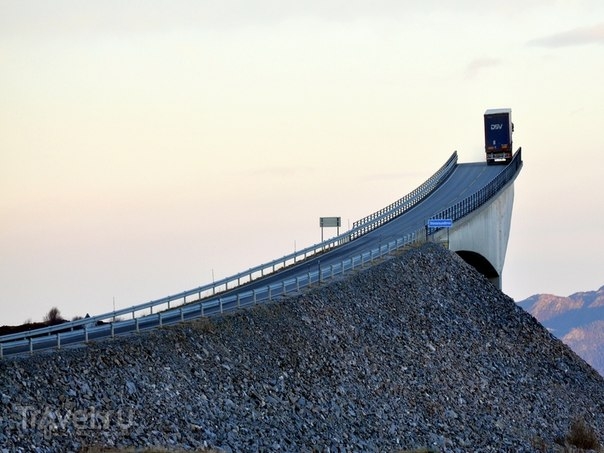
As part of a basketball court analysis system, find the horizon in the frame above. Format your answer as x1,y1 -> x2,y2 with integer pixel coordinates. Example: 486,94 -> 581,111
2,1 -> 604,325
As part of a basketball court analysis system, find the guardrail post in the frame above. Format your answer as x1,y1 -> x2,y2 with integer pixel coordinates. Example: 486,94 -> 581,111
159,313 -> 163,328
0,343 -> 3,359
180,308 -> 184,322
282,281 -> 286,296
219,297 -> 223,313
136,318 -> 140,333
268,285 -> 272,301
253,289 -> 257,305
85,326 -> 89,343
57,333 -> 61,350
237,293 -> 240,309
29,338 -> 33,355
111,323 -> 115,339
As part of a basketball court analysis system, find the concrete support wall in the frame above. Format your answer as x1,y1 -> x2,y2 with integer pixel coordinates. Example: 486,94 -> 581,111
433,182 -> 515,289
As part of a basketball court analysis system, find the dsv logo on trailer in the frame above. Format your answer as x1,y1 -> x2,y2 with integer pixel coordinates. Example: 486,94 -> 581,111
491,124 -> 503,130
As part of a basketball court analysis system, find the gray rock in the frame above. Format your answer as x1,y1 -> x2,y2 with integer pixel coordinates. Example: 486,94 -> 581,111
1,244 -> 603,452
125,380 -> 137,395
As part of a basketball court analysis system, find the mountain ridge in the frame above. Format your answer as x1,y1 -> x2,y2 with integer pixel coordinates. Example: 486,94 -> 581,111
517,285 -> 604,376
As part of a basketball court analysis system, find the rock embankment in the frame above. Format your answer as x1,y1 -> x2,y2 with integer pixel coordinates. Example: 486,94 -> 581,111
1,244 -> 603,452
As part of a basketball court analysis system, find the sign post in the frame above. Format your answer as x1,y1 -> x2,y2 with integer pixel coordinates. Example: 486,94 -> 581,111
320,217 -> 341,242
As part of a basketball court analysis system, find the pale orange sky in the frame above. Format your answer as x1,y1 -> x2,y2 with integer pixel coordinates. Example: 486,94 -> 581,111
1,1 -> 604,325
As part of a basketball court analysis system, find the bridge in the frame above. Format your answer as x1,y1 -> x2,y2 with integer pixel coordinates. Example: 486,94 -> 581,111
0,149 -> 523,358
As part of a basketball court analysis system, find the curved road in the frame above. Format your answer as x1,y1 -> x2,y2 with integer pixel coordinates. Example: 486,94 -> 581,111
1,161 -> 509,357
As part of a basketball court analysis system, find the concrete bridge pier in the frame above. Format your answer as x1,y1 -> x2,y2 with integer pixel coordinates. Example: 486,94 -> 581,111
433,181 -> 516,290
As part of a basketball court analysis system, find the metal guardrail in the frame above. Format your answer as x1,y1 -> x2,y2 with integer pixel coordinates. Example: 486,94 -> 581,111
0,152 -> 459,348
427,148 -> 522,229
0,150 -> 524,358
0,229 -> 427,357
350,151 -> 458,239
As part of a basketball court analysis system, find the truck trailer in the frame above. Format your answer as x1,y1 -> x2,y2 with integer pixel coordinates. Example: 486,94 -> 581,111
484,108 -> 513,165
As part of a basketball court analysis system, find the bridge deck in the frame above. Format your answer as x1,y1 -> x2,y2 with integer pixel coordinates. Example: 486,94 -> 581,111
0,159 -> 514,356
251,161 -> 506,285
359,162 -> 503,246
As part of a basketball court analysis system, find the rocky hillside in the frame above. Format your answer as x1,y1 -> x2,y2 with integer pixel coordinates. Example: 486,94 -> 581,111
1,244 -> 603,452
518,286 -> 604,376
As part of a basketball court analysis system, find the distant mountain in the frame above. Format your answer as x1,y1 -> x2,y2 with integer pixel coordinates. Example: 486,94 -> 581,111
517,285 -> 604,376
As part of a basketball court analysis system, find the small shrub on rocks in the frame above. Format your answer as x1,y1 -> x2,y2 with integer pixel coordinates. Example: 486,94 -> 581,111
192,316 -> 216,333
43,306 -> 65,324
564,416 -> 600,450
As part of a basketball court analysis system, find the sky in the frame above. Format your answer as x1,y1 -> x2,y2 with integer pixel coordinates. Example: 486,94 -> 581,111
1,1 -> 603,326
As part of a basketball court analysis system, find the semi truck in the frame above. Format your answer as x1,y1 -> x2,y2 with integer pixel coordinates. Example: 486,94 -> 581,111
484,108 -> 513,165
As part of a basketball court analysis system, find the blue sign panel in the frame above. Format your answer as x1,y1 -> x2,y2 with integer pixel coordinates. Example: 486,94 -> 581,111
428,218 -> 453,228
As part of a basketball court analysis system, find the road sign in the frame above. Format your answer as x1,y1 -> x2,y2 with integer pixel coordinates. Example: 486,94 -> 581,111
320,217 -> 341,228
320,217 -> 341,242
428,218 -> 453,228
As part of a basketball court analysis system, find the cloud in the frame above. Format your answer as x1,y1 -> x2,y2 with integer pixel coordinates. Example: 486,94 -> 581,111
529,23 -> 604,47
0,1 -> 555,39
465,57 -> 501,78
0,1 -> 419,38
